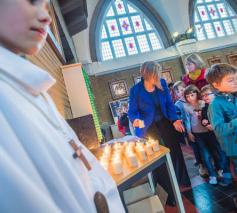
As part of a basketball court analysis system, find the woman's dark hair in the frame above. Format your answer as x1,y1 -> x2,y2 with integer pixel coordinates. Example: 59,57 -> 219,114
184,85 -> 200,102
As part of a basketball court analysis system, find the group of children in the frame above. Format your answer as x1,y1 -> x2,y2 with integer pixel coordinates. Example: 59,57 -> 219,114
173,53 -> 237,186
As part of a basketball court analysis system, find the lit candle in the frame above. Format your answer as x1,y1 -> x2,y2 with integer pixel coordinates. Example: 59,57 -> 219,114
136,147 -> 147,160
151,140 -> 160,152
145,143 -> 153,155
112,158 -> 123,174
127,153 -> 138,167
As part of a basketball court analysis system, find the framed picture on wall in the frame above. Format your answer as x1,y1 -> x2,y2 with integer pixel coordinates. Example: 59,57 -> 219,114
207,56 -> 221,67
109,97 -> 129,123
161,68 -> 174,84
109,79 -> 129,100
133,74 -> 142,85
227,53 -> 237,67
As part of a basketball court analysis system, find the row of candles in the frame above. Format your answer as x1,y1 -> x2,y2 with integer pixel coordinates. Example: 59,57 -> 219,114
99,139 -> 160,174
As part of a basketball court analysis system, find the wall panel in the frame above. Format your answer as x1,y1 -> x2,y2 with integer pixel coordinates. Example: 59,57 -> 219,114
27,42 -> 72,119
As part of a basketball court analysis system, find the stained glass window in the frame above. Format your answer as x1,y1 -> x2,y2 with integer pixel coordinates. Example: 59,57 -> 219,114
99,0 -> 164,61
194,0 -> 237,41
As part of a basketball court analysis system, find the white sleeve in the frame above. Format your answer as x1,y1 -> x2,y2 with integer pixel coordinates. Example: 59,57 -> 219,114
0,111 -> 62,213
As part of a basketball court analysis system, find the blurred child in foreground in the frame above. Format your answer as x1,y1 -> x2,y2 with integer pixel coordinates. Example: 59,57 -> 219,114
0,1 -> 124,212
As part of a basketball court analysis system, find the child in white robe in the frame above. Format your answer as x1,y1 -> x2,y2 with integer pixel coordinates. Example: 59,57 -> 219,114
0,1 -> 124,212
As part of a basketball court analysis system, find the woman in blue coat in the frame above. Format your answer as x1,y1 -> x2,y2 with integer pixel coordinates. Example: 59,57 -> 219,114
129,61 -> 190,205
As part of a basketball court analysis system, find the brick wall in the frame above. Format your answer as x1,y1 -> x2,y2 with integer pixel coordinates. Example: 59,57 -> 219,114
89,45 -> 237,126
89,58 -> 185,125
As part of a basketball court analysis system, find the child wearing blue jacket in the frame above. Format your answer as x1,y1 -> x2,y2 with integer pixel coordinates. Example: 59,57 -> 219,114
206,64 -> 237,174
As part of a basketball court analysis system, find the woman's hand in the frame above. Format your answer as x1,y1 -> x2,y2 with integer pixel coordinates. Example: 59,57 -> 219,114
133,119 -> 140,127
173,120 -> 185,133
133,119 -> 145,128
188,132 -> 195,142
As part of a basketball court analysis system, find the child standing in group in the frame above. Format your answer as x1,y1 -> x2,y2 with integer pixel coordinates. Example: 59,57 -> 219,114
206,63 -> 237,175
0,1 -> 124,212
173,81 -> 207,177
184,85 -> 218,184
119,102 -> 131,135
183,53 -> 208,90
200,85 -> 232,186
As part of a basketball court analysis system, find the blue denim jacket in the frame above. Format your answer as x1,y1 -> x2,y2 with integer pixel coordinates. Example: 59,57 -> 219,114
128,78 -> 178,138
208,93 -> 237,157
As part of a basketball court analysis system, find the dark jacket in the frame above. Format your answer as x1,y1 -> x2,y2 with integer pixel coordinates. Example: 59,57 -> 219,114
128,78 -> 178,137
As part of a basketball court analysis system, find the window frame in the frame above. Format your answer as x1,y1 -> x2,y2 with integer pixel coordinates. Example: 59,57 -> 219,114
189,0 -> 237,41
90,0 -> 172,62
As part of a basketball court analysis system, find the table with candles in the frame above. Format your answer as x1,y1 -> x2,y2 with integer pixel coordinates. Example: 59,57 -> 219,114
93,136 -> 185,213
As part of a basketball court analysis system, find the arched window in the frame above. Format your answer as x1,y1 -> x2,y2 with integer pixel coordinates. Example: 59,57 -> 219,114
96,0 -> 165,61
193,0 -> 237,40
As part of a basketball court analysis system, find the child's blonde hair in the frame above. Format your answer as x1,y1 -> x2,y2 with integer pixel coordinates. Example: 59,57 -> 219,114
185,53 -> 205,69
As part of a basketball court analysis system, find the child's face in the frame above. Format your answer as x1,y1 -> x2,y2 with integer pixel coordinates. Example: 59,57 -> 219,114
201,89 -> 214,104
175,85 -> 185,99
185,62 -> 196,73
122,106 -> 128,113
0,0 -> 51,55
213,73 -> 237,93
186,91 -> 198,104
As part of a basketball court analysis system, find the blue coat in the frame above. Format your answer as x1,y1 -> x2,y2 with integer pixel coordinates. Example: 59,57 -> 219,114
208,93 -> 237,157
128,78 -> 178,137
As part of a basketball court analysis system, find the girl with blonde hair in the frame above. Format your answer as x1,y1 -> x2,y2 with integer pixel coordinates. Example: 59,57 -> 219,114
183,53 -> 208,90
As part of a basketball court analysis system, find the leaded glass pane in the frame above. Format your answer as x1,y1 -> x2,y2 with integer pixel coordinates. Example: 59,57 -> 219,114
112,39 -> 126,58
149,33 -> 162,50
213,21 -> 225,36
106,7 -> 115,17
106,19 -> 120,37
144,20 -> 152,30
204,23 -> 216,38
217,3 -> 228,18
195,24 -> 206,40
207,4 -> 219,19
194,12 -> 200,22
119,17 -> 132,35
115,0 -> 126,15
127,4 -> 137,13
223,20 -> 234,35
228,7 -> 235,16
137,35 -> 150,52
101,42 -> 113,60
232,19 -> 237,31
131,16 -> 144,33
198,6 -> 209,21
101,25 -> 107,39
124,37 -> 138,55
